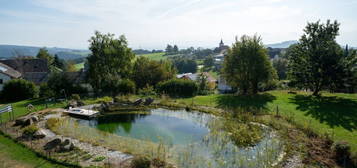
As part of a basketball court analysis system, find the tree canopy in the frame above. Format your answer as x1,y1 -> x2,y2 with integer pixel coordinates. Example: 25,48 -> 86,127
287,20 -> 350,95
132,57 -> 176,89
222,35 -> 277,95
87,31 -> 135,93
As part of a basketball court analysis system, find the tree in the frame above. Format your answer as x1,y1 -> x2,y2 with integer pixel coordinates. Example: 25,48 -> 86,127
222,35 -> 277,95
87,31 -> 135,93
47,73 -> 86,97
173,45 -> 179,53
203,56 -> 214,69
1,79 -> 38,101
132,57 -> 176,89
287,20 -> 344,95
102,76 -> 135,97
273,58 -> 288,80
36,48 -> 54,65
165,45 -> 173,54
53,54 -> 65,70
197,73 -> 210,95
171,57 -> 197,73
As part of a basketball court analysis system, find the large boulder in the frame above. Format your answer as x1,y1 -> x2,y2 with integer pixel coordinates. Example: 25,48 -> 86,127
44,138 -> 62,151
31,116 -> 39,122
59,139 -> 74,152
144,98 -> 154,105
14,115 -> 39,127
14,117 -> 27,126
34,129 -> 47,139
133,99 -> 143,106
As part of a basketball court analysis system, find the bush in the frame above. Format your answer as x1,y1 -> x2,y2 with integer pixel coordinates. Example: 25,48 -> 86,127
131,155 -> 151,168
1,79 -> 38,101
23,124 -> 39,137
39,83 -> 55,98
46,118 -> 60,129
334,141 -> 352,166
138,85 -> 156,96
117,79 -> 136,95
71,94 -> 80,101
156,79 -> 198,97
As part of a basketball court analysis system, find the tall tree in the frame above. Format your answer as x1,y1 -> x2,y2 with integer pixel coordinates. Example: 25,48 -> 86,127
273,58 -> 288,80
53,54 -> 65,70
87,31 -> 135,93
222,35 -> 277,94
36,48 -> 54,65
132,57 -> 176,89
173,45 -> 179,53
165,45 -> 173,54
287,20 -> 343,95
204,56 -> 215,69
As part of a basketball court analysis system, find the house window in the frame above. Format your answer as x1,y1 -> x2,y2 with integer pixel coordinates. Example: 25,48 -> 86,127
0,79 -> 3,84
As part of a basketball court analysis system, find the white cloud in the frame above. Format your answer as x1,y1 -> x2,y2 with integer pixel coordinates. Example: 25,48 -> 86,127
0,0 -> 356,49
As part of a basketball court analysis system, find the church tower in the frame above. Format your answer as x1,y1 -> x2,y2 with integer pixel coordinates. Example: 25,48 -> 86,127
219,39 -> 224,48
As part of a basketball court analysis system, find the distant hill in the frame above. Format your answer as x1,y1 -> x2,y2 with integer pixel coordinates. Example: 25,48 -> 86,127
0,45 -> 90,60
266,40 -> 298,48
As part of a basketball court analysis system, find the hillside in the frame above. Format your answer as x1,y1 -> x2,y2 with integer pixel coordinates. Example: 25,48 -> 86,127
266,40 -> 298,48
0,45 -> 90,60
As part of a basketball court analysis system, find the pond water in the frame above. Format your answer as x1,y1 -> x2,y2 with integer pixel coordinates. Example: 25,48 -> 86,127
76,108 -> 284,168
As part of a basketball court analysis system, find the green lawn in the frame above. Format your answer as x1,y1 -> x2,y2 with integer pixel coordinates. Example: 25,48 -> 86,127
0,99 -> 68,167
176,90 -> 357,152
74,62 -> 84,71
139,52 -> 166,61
0,135 -> 66,168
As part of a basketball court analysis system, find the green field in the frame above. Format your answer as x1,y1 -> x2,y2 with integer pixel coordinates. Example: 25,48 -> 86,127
177,90 -> 357,152
138,52 -> 166,61
74,62 -> 84,71
0,135 -> 66,168
0,99 -> 68,167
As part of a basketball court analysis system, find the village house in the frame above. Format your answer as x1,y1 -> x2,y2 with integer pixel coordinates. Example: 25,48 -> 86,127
0,62 -> 22,90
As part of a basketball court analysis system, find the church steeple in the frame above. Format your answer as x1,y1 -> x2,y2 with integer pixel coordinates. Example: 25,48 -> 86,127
219,39 -> 224,47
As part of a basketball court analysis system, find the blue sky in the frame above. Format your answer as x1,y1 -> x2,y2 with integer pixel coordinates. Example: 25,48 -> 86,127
0,0 -> 356,49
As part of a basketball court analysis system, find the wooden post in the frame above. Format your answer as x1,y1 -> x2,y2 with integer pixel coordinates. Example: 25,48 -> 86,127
276,105 -> 279,116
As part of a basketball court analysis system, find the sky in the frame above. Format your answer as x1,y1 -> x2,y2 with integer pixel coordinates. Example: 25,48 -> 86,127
0,0 -> 356,50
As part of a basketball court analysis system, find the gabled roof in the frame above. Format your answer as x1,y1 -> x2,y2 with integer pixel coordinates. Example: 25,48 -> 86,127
0,59 -> 49,74
23,72 -> 49,84
0,62 -> 22,78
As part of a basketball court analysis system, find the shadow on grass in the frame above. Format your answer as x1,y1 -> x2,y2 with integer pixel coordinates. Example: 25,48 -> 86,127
290,95 -> 357,131
216,93 -> 276,111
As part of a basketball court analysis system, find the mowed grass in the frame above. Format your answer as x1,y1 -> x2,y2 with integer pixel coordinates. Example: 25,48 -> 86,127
74,62 -> 84,71
138,52 -> 166,61
0,135 -> 66,168
0,99 -> 68,167
176,90 -> 357,152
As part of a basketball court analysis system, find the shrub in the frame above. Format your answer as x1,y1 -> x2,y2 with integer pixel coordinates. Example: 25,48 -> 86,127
138,85 -> 156,96
1,79 -> 38,101
46,118 -> 60,129
117,79 -> 136,95
131,155 -> 151,168
92,156 -> 106,162
23,124 -> 39,137
156,79 -> 198,97
39,83 -> 55,98
334,141 -> 352,166
71,94 -> 81,101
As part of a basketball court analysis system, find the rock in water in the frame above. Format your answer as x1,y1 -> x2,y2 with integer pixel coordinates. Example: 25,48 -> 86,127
44,138 -> 62,151
144,98 -> 154,105
133,99 -> 143,106
34,129 -> 47,139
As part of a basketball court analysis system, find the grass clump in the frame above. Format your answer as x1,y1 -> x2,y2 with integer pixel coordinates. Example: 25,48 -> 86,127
92,156 -> 105,162
131,155 -> 151,168
46,118 -> 61,129
22,125 -> 39,137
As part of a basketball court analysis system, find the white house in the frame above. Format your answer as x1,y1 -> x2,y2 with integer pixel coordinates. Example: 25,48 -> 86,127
0,62 -> 22,90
